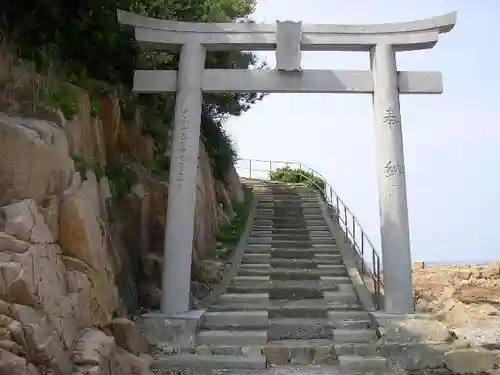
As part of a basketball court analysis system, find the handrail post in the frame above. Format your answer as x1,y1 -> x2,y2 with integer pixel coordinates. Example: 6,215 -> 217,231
249,159 -> 252,178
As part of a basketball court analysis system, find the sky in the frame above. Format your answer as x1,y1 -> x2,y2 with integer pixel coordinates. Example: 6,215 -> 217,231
224,0 -> 500,264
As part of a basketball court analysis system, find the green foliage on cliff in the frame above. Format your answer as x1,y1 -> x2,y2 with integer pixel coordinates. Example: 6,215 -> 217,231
208,187 -> 254,260
1,0 -> 265,180
269,166 -> 327,198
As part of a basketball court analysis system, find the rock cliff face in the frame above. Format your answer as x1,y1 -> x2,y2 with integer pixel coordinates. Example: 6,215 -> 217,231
412,263 -> 500,374
0,61 -> 243,374
413,262 -> 500,329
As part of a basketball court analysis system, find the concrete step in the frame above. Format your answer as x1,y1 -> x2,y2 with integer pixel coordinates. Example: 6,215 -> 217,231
332,328 -> 377,343
271,268 -> 347,280
257,208 -> 322,214
245,244 -> 272,253
161,365 -> 394,375
258,202 -> 322,208
250,240 -> 336,248
251,225 -> 329,231
333,342 -> 383,357
251,229 -> 330,236
218,293 -> 269,303
197,330 -> 268,346
152,354 -> 266,371
270,258 -> 342,268
270,248 -> 339,259
227,280 -> 341,300
242,253 -> 271,264
239,263 -> 271,270
268,318 -> 333,340
238,266 -> 347,279
250,231 -> 331,239
202,311 -> 269,327
211,299 -> 363,315
232,275 -> 271,282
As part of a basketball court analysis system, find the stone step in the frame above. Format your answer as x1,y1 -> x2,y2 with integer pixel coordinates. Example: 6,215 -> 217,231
333,342 -> 383,357
197,330 -> 268,346
257,208 -> 322,215
270,249 -> 339,259
152,354 -> 266,371
232,275 -> 271,282
257,201 -> 320,207
160,365 -> 394,375
332,328 -> 377,343
258,193 -> 318,198
258,202 -> 322,208
211,299 -> 363,315
218,293 -> 269,303
238,263 -> 271,271
251,225 -> 329,231
227,280 -> 340,300
269,318 -> 334,340
200,317 -> 369,332
250,231 -> 331,238
254,216 -> 325,223
270,258 -> 342,268
253,219 -> 325,226
202,311 -> 269,327
242,253 -> 271,264
238,266 -> 347,279
249,239 -> 336,248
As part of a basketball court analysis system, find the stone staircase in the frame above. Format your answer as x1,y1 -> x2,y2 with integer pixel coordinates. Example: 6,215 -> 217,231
153,180 -> 393,374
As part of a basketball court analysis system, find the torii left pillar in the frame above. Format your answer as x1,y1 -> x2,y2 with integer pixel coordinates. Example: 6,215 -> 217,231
161,43 -> 206,315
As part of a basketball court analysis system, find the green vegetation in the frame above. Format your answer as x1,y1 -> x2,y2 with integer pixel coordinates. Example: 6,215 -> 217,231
269,166 -> 327,198
207,188 -> 254,260
41,86 -> 78,120
2,0 -> 266,180
71,154 -> 135,199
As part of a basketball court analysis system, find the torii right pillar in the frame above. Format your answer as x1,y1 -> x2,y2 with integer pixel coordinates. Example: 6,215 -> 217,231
371,43 -> 414,314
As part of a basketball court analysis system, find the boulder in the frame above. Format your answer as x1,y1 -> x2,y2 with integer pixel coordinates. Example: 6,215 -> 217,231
104,318 -> 148,355
0,113 -> 74,203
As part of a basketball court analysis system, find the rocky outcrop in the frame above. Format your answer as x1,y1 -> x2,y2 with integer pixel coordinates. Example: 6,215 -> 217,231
401,263 -> 500,375
0,56 -> 244,373
414,263 -> 500,328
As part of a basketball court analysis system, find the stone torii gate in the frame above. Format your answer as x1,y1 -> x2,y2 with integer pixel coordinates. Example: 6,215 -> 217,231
118,10 -> 456,317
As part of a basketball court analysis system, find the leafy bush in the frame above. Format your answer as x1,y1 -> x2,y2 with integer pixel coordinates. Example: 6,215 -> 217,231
269,166 -> 327,198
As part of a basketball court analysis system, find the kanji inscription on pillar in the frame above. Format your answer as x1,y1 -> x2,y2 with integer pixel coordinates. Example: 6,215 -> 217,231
384,161 -> 405,178
382,107 -> 400,130
176,109 -> 189,187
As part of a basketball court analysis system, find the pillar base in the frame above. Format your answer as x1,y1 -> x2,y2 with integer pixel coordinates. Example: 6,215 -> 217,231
134,309 -> 206,348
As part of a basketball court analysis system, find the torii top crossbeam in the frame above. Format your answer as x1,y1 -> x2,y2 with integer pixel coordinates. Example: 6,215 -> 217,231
118,10 -> 456,52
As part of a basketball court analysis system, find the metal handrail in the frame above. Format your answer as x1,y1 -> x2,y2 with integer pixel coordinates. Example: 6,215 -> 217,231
236,158 -> 383,309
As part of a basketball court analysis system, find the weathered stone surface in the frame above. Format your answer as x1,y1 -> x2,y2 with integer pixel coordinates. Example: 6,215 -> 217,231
414,264 -> 500,328
59,172 -> 119,324
72,329 -> 115,369
0,348 -> 40,375
444,348 -> 500,374
0,113 -> 74,203
0,232 -> 29,253
9,304 -> 72,375
373,313 -> 454,344
105,317 -> 148,355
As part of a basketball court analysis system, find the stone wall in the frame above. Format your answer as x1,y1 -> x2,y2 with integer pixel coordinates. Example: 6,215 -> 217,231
0,59 -> 243,373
